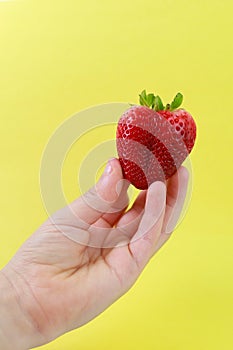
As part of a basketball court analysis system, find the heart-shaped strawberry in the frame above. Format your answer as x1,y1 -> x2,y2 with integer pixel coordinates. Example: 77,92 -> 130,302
116,90 -> 196,189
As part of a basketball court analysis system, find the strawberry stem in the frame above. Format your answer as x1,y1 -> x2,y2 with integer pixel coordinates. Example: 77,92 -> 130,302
139,90 -> 183,112
139,90 -> 165,111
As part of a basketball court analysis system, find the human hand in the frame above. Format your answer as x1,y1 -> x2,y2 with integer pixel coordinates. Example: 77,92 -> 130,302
1,158 -> 189,349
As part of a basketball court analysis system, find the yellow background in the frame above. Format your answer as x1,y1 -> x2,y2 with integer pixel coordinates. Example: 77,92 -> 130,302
0,0 -> 233,349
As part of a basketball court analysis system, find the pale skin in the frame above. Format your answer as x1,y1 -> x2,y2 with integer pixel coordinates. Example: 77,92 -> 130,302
0,158 -> 189,349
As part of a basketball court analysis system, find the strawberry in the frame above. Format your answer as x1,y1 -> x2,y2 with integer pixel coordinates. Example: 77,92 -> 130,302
116,90 -> 196,190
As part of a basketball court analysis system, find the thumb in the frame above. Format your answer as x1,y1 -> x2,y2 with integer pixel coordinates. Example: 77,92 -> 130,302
44,158 -> 129,248
69,158 -> 129,225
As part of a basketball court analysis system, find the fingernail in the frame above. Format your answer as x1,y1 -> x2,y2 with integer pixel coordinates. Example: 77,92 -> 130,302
104,159 -> 113,175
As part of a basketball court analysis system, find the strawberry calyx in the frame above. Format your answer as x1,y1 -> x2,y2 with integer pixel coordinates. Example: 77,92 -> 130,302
139,90 -> 183,112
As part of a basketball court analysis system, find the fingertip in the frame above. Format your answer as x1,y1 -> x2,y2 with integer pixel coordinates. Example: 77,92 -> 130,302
96,158 -> 126,202
106,158 -> 130,195
147,180 -> 167,209
179,166 -> 189,182
149,180 -> 167,196
99,158 -> 121,180
109,157 -> 122,172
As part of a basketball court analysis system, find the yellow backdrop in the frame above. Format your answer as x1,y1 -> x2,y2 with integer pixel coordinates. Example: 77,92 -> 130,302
0,0 -> 232,349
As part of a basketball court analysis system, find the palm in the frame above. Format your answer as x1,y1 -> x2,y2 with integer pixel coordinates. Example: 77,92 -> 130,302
4,159 -> 189,345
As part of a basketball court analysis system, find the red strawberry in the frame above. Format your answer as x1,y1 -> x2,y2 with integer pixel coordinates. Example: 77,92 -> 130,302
116,90 -> 196,190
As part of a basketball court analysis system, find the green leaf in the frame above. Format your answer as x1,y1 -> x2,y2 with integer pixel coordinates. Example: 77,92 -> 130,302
139,90 -> 156,108
139,89 -> 148,106
147,93 -> 155,107
154,95 -> 164,111
170,92 -> 183,110
141,89 -> 147,98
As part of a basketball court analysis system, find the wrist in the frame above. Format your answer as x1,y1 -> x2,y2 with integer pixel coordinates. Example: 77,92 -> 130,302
0,268 -> 44,350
